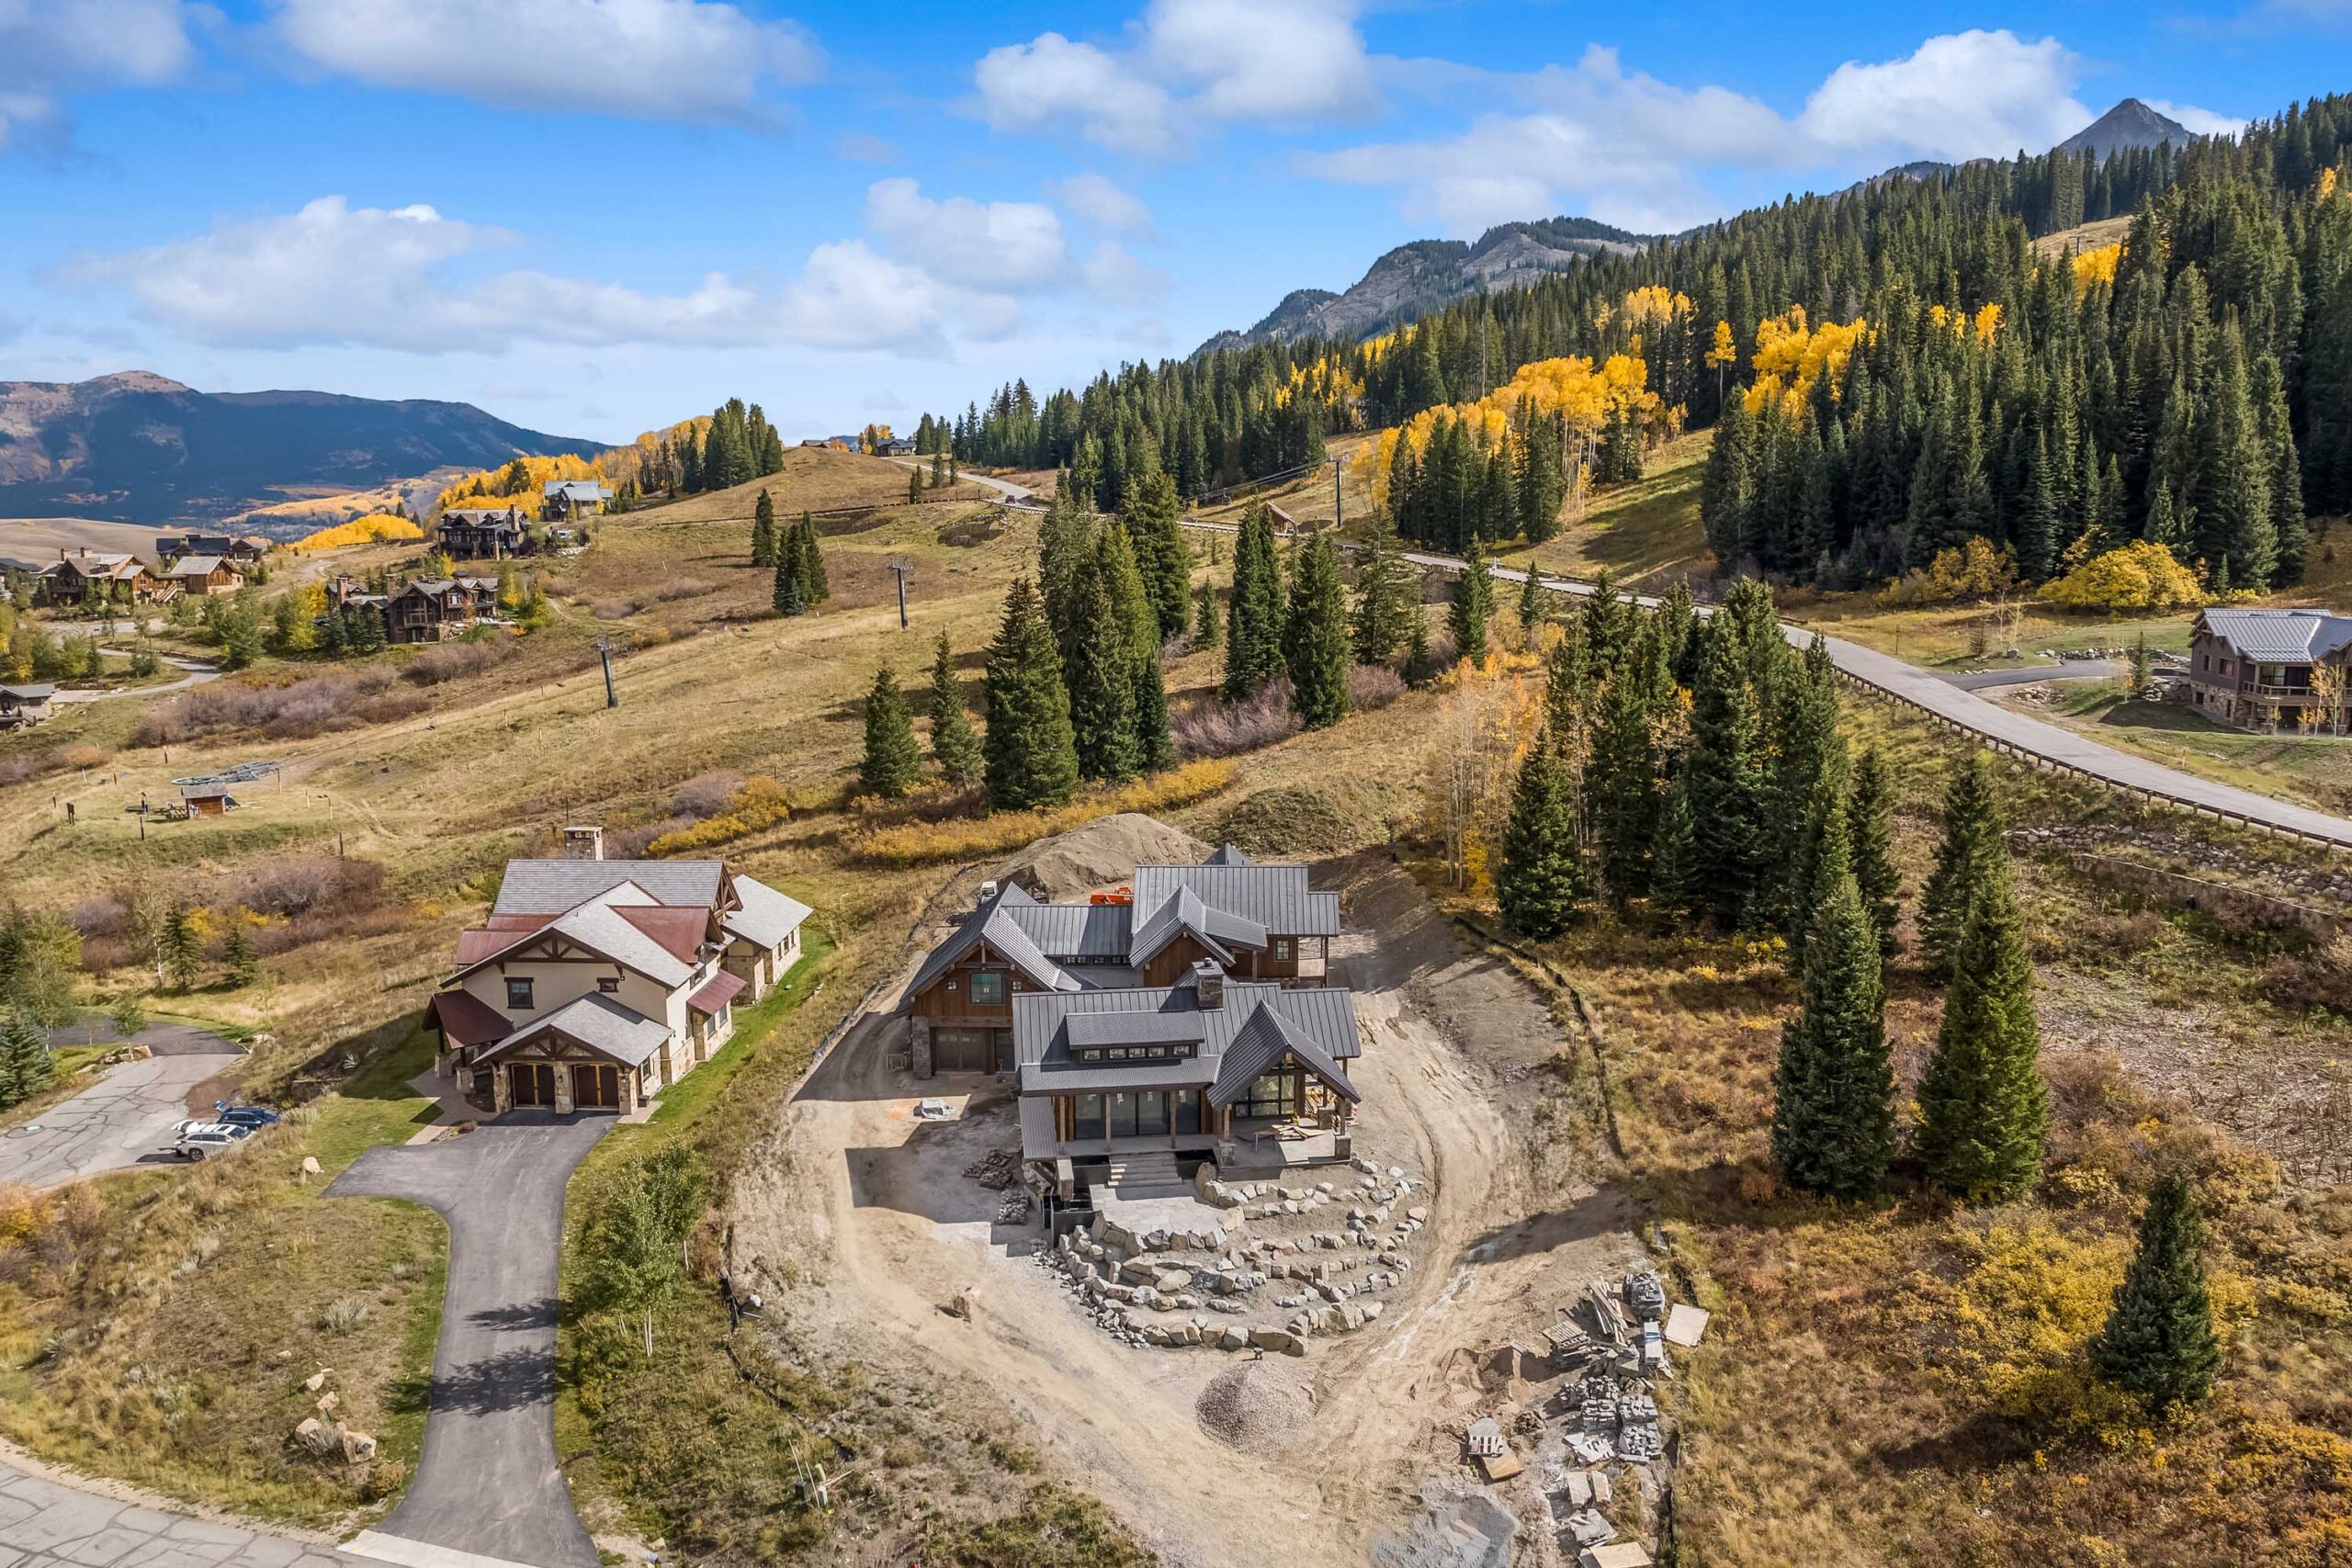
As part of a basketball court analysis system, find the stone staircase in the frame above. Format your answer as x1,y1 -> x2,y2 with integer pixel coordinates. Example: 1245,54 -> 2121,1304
1104,1150 -> 1189,1199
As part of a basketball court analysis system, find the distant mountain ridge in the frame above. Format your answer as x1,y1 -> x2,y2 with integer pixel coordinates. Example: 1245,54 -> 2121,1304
0,372 -> 601,526
1196,216 -> 1651,355
1203,99 -> 2201,355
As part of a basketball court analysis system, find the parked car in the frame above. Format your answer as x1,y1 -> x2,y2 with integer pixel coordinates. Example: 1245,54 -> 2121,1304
171,1118 -> 255,1141
214,1105 -> 280,1128
174,1124 -> 249,1161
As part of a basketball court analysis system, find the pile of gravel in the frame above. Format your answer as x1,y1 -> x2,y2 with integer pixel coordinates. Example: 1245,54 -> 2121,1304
1196,1358 -> 1315,1455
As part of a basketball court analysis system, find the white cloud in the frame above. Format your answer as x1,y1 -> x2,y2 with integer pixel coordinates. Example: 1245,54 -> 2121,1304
863,178 -> 1070,291
972,31 -> 1178,156
1046,173 -> 1156,237
1145,0 -> 1374,123
0,0 -> 198,148
1080,242 -> 1167,305
57,196 -> 1010,355
833,130 -> 899,163
1303,30 -> 2130,236
1797,30 -> 2086,162
972,0 -> 1376,155
268,0 -> 820,124
2143,99 -> 2247,138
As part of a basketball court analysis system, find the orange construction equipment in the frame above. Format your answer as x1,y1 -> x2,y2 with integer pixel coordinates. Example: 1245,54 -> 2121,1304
1089,886 -> 1133,906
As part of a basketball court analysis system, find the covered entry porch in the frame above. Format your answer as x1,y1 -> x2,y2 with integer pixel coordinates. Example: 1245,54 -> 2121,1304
470,994 -> 670,1117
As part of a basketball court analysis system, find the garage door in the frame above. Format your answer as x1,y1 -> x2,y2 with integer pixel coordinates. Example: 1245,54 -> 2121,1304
509,1062 -> 555,1108
571,1063 -> 621,1111
933,1027 -> 999,1072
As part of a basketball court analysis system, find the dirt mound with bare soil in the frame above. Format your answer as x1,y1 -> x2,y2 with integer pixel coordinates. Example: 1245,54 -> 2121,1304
993,812 -> 1209,899
1196,1357 -> 1315,1455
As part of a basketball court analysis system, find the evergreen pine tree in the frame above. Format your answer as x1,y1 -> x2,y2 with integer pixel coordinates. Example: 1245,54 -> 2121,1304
2146,479 -> 2190,561
1193,581 -> 1222,647
1222,504 -> 1284,700
1283,534 -> 1351,729
2087,1173 -> 2222,1420
1848,746 -> 1902,955
1683,622 -> 1767,927
772,542 -> 807,617
1516,559 -> 1544,636
1132,637 -> 1174,773
0,1007 -> 51,1107
1649,772 -> 1701,922
1351,513 -> 1412,664
1913,848 -> 2049,1203
1123,450 -> 1191,637
158,905 -> 199,991
1401,601 -> 1435,686
751,489 -> 777,568
1919,750 -> 2005,976
1497,738 -> 1589,939
223,921 -> 259,987
859,667 -> 922,798
926,632 -> 983,786
1067,574 -> 1141,783
1770,839 -> 1895,1201
1588,628 -> 1664,902
1449,537 -> 1495,662
983,580 -> 1080,810
797,514 -> 830,601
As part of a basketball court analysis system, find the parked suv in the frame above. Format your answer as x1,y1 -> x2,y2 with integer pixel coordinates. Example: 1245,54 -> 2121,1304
173,1123 -> 250,1160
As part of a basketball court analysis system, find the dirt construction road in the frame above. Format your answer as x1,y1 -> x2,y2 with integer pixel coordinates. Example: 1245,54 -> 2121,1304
738,859 -> 1639,1566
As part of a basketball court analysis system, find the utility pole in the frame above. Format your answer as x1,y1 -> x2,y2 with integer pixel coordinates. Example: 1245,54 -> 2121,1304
887,560 -> 912,628
594,637 -> 618,707
1331,456 -> 1344,534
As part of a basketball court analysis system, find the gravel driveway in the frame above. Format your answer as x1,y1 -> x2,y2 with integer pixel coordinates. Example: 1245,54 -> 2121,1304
330,1117 -> 610,1568
0,1026 -> 243,1189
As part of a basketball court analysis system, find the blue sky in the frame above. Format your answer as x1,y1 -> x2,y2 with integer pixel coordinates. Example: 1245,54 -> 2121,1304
1,0 -> 2341,447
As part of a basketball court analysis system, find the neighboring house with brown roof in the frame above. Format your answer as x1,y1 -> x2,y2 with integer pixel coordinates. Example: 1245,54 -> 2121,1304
426,837 -> 810,1116
384,577 -> 496,644
36,549 -> 173,605
162,555 -> 244,597
157,532 -> 269,565
2186,608 -> 2352,732
437,506 -> 530,559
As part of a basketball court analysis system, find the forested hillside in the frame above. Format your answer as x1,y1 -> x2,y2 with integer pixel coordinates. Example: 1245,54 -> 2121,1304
938,93 -> 2352,595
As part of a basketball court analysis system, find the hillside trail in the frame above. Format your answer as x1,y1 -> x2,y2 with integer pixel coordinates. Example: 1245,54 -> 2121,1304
731,857 -> 1630,1567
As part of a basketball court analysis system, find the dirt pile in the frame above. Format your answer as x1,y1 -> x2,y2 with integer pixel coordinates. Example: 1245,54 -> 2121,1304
993,812 -> 1209,899
1196,1358 -> 1315,1455
1214,786 -> 1361,857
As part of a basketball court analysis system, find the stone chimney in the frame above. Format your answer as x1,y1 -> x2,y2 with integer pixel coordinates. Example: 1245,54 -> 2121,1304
562,825 -> 605,861
1191,958 -> 1225,1010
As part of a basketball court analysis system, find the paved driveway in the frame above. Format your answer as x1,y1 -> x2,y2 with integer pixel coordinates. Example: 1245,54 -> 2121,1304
0,1457 -> 361,1568
330,1118 -> 610,1568
0,1026 -> 243,1189
1941,659 -> 2124,691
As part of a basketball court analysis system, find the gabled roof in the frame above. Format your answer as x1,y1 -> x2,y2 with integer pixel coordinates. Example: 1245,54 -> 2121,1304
544,479 -> 611,501
1209,1003 -> 1360,1108
723,875 -> 812,950
1130,860 -> 1340,938
492,858 -> 727,917
1012,976 -> 1361,1089
1203,843 -> 1253,866
2198,608 -> 2352,662
478,993 -> 670,1069
451,891 -> 695,988
995,897 -> 1133,959
616,904 -> 709,963
427,989 -> 511,1049
166,556 -> 229,577
0,683 -> 56,701
686,970 -> 746,1015
442,508 -> 524,525
1129,883 -> 1267,966
42,552 -> 131,574
902,884 -> 1080,1001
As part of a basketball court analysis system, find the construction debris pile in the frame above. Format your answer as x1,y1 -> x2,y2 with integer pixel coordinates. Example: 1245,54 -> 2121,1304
1037,1155 -> 1433,1352
963,1148 -> 1022,1190
1455,1268 -> 1712,1568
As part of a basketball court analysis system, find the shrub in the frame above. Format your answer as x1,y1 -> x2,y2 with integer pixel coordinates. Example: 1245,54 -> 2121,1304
856,761 -> 1234,866
647,777 -> 794,856
1880,536 -> 2019,605
2038,541 -> 2207,612
669,770 -> 745,820
1215,787 -> 1360,857
403,640 -> 509,685
1172,682 -> 1299,759
316,1295 -> 372,1333
136,671 -> 427,743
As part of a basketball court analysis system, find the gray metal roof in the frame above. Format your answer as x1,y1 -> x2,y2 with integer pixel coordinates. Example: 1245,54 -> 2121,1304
1066,1010 -> 1209,1049
0,683 -> 56,700
1011,977 -> 1361,1095
481,992 -> 669,1069
168,556 -> 229,576
1130,862 -> 1340,938
998,898 -> 1133,958
1209,1005 -> 1359,1108
1130,884 -> 1267,966
724,875 -> 812,951
1018,1060 -> 1218,1095
543,480 -> 612,501
492,858 -> 727,917
2199,608 -> 2352,662
900,885 -> 1079,1000
1203,843 -> 1253,866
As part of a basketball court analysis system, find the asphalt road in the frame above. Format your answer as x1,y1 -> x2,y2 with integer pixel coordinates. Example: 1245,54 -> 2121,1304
1940,660 -> 2125,691
0,1025 -> 243,1189
0,1458 -> 362,1568
330,1118 -> 610,1568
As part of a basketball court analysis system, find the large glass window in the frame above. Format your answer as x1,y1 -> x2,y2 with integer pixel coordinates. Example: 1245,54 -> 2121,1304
1173,1089 -> 1202,1135
1072,1094 -> 1105,1140
1238,1071 -> 1295,1119
967,970 -> 1005,1006
1109,1090 -> 1137,1138
1137,1090 -> 1165,1135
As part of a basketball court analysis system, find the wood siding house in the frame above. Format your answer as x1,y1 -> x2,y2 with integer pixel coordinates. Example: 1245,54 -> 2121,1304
36,549 -> 172,606
437,507 -> 530,559
427,847 -> 808,1118
162,556 -> 244,597
2185,608 -> 2352,733
900,846 -> 1360,1188
0,684 -> 56,729
540,480 -> 611,522
158,533 -> 268,565
384,578 -> 495,644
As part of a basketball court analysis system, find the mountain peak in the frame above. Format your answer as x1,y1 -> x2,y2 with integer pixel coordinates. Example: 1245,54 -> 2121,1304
2059,99 -> 2192,161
